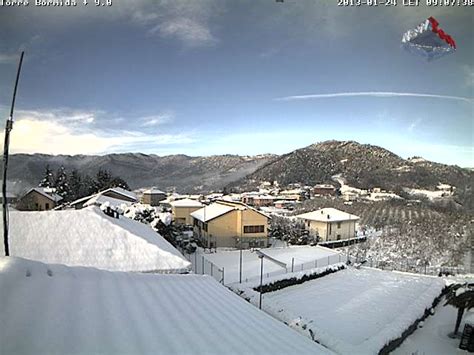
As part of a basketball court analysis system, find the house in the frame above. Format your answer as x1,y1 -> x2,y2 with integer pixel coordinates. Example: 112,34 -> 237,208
141,188 -> 167,206
69,187 -> 138,209
0,206 -> 190,273
191,200 -> 270,249
274,199 -> 296,210
242,193 -> 275,207
312,184 -> 337,196
170,198 -> 204,225
278,189 -> 306,201
16,187 -> 63,211
0,257 -> 328,355
296,208 -> 359,242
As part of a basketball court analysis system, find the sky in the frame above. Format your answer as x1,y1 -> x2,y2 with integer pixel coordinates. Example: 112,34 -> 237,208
0,1 -> 472,166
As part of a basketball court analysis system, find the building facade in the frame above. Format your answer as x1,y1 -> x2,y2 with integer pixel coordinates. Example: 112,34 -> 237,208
141,189 -> 166,206
16,188 -> 63,211
191,201 -> 269,248
170,198 -> 203,225
296,208 -> 359,242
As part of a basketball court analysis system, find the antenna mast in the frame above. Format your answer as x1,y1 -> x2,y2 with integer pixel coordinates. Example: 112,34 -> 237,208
3,51 -> 25,256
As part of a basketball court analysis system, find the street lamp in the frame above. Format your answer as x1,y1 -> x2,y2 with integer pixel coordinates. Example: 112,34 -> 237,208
258,254 -> 264,309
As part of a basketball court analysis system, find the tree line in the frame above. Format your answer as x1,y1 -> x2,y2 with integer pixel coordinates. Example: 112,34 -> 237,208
38,165 -> 130,203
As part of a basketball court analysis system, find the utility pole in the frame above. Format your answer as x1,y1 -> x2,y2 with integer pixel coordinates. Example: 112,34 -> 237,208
3,51 -> 24,257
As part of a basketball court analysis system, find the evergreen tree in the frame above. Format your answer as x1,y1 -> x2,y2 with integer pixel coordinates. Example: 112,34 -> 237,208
54,166 -> 70,199
95,169 -> 112,191
110,176 -> 130,190
38,165 -> 54,188
68,169 -> 83,201
83,174 -> 97,196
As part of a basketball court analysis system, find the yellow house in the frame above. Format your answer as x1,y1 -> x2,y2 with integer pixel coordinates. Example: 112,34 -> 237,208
191,200 -> 270,249
296,208 -> 359,242
170,198 -> 203,225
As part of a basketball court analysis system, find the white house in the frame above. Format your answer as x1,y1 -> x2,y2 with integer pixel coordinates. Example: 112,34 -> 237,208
296,208 -> 360,242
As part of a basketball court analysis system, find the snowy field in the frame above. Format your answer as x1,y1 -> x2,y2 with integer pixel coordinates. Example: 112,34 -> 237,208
195,246 -> 342,284
257,268 -> 445,355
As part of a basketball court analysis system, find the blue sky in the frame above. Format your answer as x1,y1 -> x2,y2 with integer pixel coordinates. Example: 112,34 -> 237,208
0,1 -> 472,166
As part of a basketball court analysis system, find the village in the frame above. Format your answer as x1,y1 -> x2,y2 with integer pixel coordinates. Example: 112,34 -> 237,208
1,177 -> 473,354
0,2 -> 472,354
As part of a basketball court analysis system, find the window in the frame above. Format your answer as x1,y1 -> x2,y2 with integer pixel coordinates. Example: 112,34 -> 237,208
203,223 -> 208,232
45,203 -> 50,210
244,225 -> 265,233
337,222 -> 341,229
328,223 -> 332,235
337,234 -> 341,240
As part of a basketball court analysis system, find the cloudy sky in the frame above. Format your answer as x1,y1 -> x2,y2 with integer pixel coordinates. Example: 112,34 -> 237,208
0,1 -> 472,166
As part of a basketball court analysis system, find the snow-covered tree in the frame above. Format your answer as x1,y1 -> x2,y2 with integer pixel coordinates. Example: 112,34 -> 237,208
54,166 -> 70,199
38,165 -> 54,188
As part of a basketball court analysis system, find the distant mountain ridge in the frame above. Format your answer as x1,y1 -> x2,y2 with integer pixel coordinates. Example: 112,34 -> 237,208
6,153 -> 275,193
228,140 -> 473,209
6,140 -> 473,209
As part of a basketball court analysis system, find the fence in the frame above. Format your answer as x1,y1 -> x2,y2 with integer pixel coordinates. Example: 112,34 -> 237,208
236,253 -> 353,285
180,246 -> 354,286
182,249 -> 225,284
354,255 -> 467,276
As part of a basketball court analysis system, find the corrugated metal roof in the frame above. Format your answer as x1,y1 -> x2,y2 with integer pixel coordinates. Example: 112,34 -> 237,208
0,257 -> 331,355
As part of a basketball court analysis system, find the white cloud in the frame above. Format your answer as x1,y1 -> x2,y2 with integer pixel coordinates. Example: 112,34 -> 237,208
464,65 -> 474,87
151,17 -> 216,47
16,108 -> 99,125
131,0 -> 220,47
0,53 -> 19,64
276,91 -> 474,103
141,112 -> 174,127
2,109 -> 193,155
408,118 -> 422,133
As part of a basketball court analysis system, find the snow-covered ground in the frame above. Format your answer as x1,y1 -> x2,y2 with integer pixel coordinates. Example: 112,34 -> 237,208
1,206 -> 190,273
248,267 -> 445,355
195,246 -> 342,284
404,187 -> 453,200
393,300 -> 469,354
0,257 -> 330,355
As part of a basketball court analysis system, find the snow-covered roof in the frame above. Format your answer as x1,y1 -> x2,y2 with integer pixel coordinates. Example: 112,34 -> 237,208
0,257 -> 327,355
192,201 -> 271,222
191,203 -> 235,222
0,207 -> 190,273
296,208 -> 360,222
170,198 -> 203,208
83,194 -> 133,209
143,188 -> 166,195
28,187 -> 63,202
314,184 -> 335,189
102,187 -> 138,201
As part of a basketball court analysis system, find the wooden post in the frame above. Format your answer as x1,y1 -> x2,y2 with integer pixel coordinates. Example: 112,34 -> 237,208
291,257 -> 294,272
